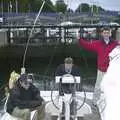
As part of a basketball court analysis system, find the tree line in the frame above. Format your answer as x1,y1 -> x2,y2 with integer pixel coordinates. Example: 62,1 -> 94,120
0,0 -> 105,13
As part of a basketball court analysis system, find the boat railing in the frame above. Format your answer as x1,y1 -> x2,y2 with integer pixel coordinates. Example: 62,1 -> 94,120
0,25 -> 120,46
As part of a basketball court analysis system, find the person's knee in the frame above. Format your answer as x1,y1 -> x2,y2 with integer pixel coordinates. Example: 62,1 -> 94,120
11,108 -> 30,120
24,108 -> 30,113
24,109 -> 31,120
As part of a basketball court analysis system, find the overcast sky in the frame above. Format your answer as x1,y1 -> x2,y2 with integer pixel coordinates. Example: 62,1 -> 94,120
51,0 -> 120,11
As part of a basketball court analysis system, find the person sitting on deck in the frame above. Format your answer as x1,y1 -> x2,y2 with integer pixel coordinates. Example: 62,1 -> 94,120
6,73 -> 45,120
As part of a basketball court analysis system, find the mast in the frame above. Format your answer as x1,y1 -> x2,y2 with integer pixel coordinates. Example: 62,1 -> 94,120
15,0 -> 18,13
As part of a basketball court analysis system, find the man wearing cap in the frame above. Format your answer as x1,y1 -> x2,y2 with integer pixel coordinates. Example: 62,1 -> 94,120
78,27 -> 119,106
6,74 -> 45,120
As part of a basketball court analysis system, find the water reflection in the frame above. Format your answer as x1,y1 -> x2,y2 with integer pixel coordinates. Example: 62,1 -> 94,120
0,58 -> 97,89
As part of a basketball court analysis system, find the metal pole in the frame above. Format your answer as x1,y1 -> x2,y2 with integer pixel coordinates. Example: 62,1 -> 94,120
16,0 -> 18,13
10,0 -> 12,13
91,2 -> 94,24
1,0 -> 3,18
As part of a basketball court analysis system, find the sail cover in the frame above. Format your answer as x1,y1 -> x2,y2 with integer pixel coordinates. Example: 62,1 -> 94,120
101,45 -> 120,120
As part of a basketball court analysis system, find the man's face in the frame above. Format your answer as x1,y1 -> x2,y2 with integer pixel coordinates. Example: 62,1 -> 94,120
65,63 -> 73,73
102,30 -> 111,38
65,63 -> 73,70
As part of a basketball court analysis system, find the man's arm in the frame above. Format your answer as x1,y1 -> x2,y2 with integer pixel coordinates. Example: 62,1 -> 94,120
78,38 -> 99,52
55,65 -> 64,76
76,31 -> 99,52
30,84 -> 44,102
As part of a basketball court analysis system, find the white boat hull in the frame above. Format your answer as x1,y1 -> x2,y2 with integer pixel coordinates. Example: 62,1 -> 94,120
101,46 -> 120,120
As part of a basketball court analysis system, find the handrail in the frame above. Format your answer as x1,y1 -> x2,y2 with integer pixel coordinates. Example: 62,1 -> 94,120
0,24 -> 120,29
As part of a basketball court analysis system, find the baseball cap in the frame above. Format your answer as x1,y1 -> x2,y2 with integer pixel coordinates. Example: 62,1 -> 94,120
18,74 -> 28,83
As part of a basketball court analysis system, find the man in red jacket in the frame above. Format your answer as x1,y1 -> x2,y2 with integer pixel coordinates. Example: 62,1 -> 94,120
78,27 -> 118,106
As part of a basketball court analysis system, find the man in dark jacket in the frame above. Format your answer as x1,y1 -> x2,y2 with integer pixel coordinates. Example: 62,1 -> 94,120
55,57 -> 80,93
55,57 -> 80,116
78,27 -> 118,105
7,74 -> 45,120
55,57 -> 80,76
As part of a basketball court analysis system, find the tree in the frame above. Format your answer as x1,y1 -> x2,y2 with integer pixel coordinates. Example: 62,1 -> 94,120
75,3 -> 90,12
97,6 -> 104,12
43,0 -> 56,12
55,0 -> 67,13
13,0 -> 29,12
0,0 -> 55,13
27,0 -> 55,12
0,0 -> 12,12
2,0 -> 29,12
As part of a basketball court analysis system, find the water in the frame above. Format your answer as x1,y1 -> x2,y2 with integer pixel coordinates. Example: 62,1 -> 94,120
0,57 -> 97,87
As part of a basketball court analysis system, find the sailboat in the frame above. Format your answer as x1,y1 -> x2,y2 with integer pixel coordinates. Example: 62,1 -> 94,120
0,71 -> 103,120
1,1 -> 120,120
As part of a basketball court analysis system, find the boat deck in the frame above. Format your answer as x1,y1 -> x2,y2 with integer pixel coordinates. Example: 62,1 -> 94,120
41,91 -> 101,120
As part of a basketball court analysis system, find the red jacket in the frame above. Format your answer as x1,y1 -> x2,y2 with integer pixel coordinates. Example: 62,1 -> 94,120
79,38 -> 118,72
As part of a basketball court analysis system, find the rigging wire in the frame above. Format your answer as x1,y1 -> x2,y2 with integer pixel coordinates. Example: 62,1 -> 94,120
42,2 -> 63,76
22,0 -> 45,69
45,0 -> 57,12
42,1 -> 59,76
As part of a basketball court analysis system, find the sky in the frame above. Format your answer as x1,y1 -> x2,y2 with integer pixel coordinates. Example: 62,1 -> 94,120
51,0 -> 120,11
